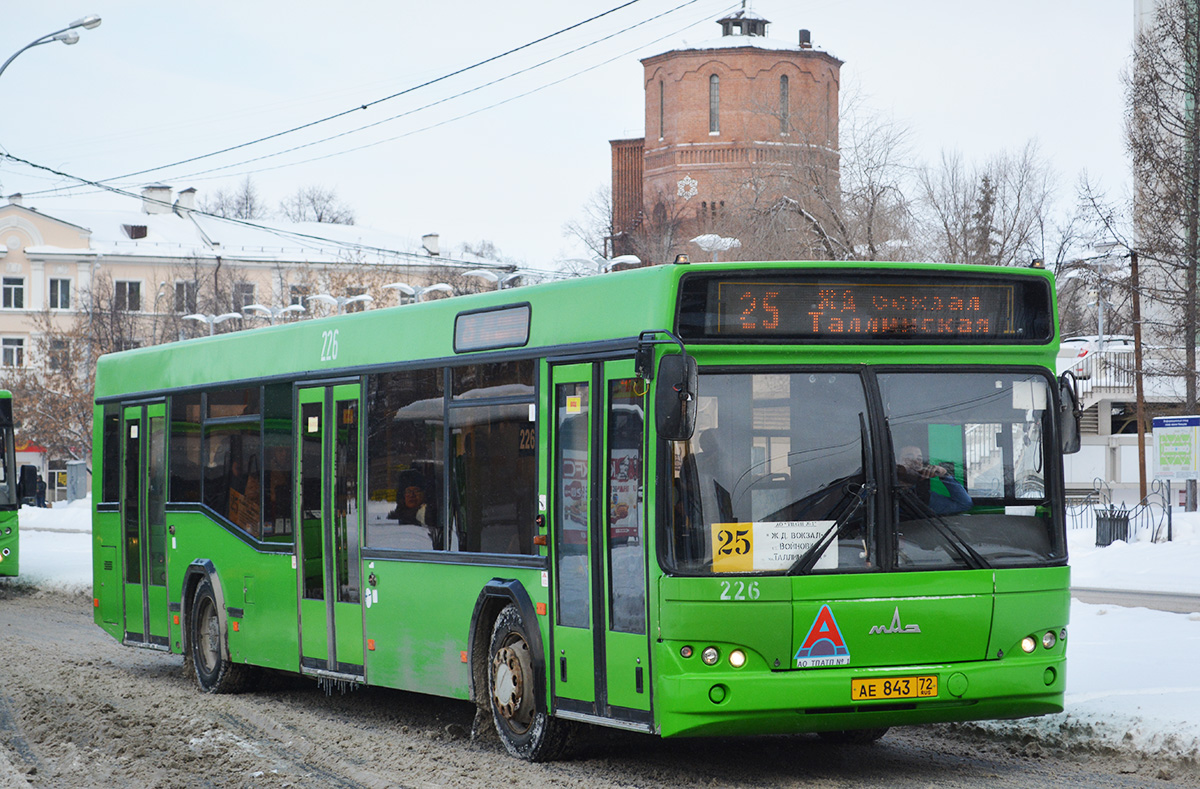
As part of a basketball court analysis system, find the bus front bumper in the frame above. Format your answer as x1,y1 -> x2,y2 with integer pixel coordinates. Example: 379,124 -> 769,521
654,657 -> 1065,738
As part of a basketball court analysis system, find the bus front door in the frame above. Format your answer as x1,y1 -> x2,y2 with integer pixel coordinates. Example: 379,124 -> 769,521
549,360 -> 651,728
296,384 -> 365,681
121,402 -> 169,648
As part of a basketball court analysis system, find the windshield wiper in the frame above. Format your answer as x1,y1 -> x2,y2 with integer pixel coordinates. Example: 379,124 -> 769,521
894,485 -> 991,570
788,481 -> 876,575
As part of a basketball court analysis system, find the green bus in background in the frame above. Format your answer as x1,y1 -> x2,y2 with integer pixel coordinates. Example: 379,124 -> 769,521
0,391 -> 20,576
92,260 -> 1081,760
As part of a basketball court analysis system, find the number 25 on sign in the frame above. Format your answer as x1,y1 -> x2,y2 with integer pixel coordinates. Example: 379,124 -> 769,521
711,523 -> 753,572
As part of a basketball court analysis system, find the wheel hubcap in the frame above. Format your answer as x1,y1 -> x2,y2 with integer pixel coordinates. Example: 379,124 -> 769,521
199,600 -> 220,672
492,636 -> 534,733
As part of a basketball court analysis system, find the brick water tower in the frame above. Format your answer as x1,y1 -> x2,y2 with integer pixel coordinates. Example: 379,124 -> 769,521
610,6 -> 842,262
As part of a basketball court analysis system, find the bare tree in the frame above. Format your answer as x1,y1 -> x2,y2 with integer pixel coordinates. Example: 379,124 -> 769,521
562,186 -> 613,260
4,271 -> 168,460
627,187 -> 693,265
1126,0 -> 1200,415
200,176 -> 268,220
279,185 -> 356,225
915,141 -> 1054,266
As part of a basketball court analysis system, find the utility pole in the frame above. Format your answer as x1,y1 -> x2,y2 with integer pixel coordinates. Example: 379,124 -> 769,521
1132,249 -> 1148,499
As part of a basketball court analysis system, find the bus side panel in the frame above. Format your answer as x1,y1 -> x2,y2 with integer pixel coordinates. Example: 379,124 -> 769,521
0,510 -> 17,577
362,560 -> 547,700
169,513 -> 299,672
93,512 -> 121,639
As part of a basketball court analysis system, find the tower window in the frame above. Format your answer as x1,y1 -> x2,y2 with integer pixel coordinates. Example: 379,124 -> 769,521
659,80 -> 665,140
780,75 -> 790,135
709,75 -> 720,134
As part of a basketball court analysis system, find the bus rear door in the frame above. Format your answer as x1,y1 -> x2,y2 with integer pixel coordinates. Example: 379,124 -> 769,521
296,383 -> 365,680
121,402 -> 169,647
549,360 -> 651,728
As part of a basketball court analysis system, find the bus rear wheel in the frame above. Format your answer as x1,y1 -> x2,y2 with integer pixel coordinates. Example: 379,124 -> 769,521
189,577 -> 254,693
487,604 -> 570,761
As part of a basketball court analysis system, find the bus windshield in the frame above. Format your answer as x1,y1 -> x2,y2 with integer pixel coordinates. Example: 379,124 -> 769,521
664,369 -> 1064,575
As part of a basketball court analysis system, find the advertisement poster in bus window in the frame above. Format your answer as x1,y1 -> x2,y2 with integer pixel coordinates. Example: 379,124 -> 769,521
561,448 -> 588,544
609,448 -> 640,542
710,521 -> 837,572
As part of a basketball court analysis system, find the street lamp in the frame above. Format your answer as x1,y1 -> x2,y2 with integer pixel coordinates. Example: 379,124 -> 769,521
382,282 -> 454,303
463,269 -> 522,290
0,16 -> 102,81
243,303 -> 305,325
306,293 -> 373,313
691,234 -> 741,262
183,312 -> 241,336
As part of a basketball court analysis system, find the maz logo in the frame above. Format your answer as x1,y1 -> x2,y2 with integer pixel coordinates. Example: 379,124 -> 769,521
869,606 -> 921,635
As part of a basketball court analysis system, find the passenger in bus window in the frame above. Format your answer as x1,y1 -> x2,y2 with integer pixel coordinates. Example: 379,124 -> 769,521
896,445 -> 972,516
389,469 -> 439,546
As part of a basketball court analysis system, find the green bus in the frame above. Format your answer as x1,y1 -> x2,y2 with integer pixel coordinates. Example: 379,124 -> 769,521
92,261 -> 1080,760
0,391 -> 18,576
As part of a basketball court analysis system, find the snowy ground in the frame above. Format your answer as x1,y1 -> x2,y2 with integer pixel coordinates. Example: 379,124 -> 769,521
13,499 -> 1200,762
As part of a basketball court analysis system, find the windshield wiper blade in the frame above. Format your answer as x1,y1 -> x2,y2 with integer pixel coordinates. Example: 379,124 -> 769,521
788,481 -> 876,575
895,485 -> 991,570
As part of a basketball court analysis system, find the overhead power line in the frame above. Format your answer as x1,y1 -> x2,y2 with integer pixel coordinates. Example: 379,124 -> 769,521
23,0 -> 646,195
150,0 -> 710,184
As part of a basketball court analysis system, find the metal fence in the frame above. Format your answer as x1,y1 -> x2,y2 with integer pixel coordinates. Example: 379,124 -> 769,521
1065,478 -> 1173,544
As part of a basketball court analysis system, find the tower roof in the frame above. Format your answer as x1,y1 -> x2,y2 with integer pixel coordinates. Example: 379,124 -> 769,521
717,6 -> 769,38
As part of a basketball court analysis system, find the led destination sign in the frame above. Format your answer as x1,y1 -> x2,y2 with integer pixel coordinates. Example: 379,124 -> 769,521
678,272 -> 1053,343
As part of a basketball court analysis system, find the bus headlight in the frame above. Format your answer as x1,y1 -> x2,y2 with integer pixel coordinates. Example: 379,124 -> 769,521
1020,636 -> 1037,653
680,645 -> 693,659
1042,630 -> 1057,649
702,647 -> 720,666
728,649 -> 746,668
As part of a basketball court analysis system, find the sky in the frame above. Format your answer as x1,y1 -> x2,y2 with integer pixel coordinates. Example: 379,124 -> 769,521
17,500 -> 1200,761
0,1 -> 1135,273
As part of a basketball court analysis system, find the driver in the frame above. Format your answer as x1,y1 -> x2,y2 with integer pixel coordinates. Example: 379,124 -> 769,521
896,445 -> 973,516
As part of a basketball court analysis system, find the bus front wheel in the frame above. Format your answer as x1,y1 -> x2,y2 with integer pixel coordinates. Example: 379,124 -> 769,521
487,604 -> 570,761
189,577 -> 254,693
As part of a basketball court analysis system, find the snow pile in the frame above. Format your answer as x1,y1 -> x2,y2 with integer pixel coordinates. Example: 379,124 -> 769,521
971,511 -> 1200,760
11,498 -> 1200,761
1069,511 -> 1200,594
16,498 -> 92,592
973,602 -> 1200,760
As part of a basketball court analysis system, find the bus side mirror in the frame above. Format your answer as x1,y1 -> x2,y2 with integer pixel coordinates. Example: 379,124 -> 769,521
656,354 -> 698,441
1058,372 -> 1081,455
17,465 -> 38,504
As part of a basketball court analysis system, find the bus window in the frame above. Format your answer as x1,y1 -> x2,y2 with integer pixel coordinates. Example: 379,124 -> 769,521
169,394 -> 201,502
880,372 -> 1060,568
608,378 -> 645,634
450,403 -> 536,555
666,372 -> 875,575
365,368 -> 445,551
262,383 -> 294,541
203,422 -> 262,538
102,404 -> 122,503
452,360 -> 534,399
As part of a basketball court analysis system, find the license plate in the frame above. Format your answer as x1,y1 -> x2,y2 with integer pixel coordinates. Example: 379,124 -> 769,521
851,675 -> 938,701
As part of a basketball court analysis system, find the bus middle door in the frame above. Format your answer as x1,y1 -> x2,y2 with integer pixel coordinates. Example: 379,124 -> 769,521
121,402 -> 169,648
549,360 -> 651,728
296,383 -> 365,681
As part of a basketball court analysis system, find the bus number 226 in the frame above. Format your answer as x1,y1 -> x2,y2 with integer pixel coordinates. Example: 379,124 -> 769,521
320,330 -> 339,362
720,580 -> 761,601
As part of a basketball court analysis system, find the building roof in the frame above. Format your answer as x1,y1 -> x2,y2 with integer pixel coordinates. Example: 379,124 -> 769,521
3,193 -> 510,271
